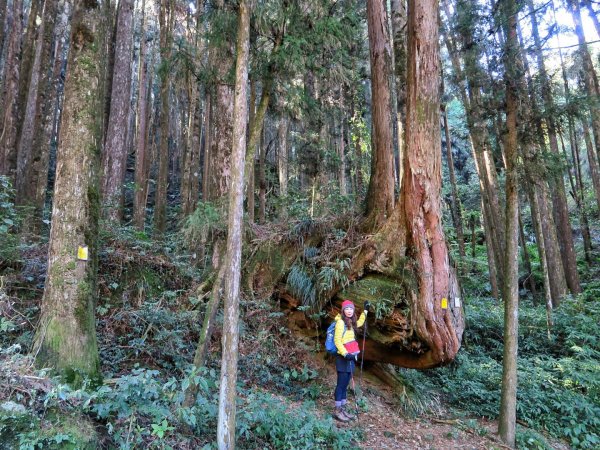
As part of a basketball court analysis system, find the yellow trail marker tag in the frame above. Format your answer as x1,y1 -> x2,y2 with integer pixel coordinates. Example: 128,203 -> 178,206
77,245 -> 89,261
441,297 -> 448,309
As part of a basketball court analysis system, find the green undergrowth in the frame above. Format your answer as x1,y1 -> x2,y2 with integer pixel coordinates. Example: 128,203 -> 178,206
398,293 -> 600,449
0,352 -> 360,449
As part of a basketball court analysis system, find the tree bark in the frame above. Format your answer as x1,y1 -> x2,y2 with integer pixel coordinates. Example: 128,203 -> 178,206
217,0 -> 250,446
390,0 -> 406,189
258,128 -> 266,223
527,0 -> 580,294
518,211 -> 536,296
100,0 -> 134,222
582,119 -> 600,213
568,126 -> 593,263
0,0 -> 23,182
498,0 -> 520,444
442,101 -> 466,266
568,0 -> 600,166
278,111 -> 288,214
133,0 -> 151,231
15,0 -> 57,220
15,0 -> 42,146
32,0 -> 106,382
441,0 -> 505,289
400,0 -> 462,367
202,92 -> 211,200
338,115 -> 347,196
181,1 -> 205,218
365,0 -> 394,226
154,0 -> 173,236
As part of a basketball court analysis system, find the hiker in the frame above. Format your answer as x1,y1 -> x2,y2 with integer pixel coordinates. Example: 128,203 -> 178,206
332,299 -> 371,422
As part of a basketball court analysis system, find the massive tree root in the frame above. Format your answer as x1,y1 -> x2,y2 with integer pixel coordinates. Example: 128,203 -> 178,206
245,209 -> 465,370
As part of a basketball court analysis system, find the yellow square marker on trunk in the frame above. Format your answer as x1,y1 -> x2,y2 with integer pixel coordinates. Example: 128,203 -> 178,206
441,297 -> 448,309
77,245 -> 89,261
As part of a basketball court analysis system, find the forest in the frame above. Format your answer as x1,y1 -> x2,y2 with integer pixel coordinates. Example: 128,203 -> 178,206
0,0 -> 599,448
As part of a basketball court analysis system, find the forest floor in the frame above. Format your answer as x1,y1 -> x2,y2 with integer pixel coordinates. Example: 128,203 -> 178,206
289,349 -> 564,450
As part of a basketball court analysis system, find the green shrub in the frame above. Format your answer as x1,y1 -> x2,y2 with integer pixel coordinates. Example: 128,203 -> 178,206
410,296 -> 600,449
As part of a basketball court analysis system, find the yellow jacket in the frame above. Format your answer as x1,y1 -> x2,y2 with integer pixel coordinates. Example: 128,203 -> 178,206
334,312 -> 367,356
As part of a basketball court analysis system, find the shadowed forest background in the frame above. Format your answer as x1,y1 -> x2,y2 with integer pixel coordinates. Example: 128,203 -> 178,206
0,0 -> 599,448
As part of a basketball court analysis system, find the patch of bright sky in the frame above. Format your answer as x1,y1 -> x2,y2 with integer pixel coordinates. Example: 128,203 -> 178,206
520,0 -> 599,74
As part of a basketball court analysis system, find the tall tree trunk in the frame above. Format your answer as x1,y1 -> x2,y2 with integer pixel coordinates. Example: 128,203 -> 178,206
258,128 -> 266,223
32,0 -> 106,382
202,92 -> 211,199
278,112 -> 288,215
518,23 -> 567,307
442,101 -> 466,266
527,0 -> 580,294
498,0 -> 520,444
390,0 -> 406,188
100,0 -> 134,222
339,115 -> 347,196
529,183 -> 554,333
365,0 -> 394,226
206,0 -> 234,202
217,0 -> 250,446
154,0 -> 173,236
482,201 -> 499,300
15,0 -> 57,220
246,78 -> 256,223
0,0 -> 23,182
133,0 -> 151,231
441,0 -> 505,289
15,0 -> 42,146
568,126 -> 593,263
568,0 -> 600,165
518,211 -> 536,296
582,0 -> 600,46
582,119 -> 600,213
399,0 -> 462,366
30,0 -> 70,229
181,1 -> 205,218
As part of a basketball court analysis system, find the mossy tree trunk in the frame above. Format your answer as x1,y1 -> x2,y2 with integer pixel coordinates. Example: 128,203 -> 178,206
217,0 -> 250,446
0,0 -> 22,182
32,0 -> 106,383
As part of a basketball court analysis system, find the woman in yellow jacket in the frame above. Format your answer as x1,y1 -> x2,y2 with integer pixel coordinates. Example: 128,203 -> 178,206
333,299 -> 371,422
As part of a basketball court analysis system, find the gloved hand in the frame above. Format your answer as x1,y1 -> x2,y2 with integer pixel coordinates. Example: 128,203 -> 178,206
364,301 -> 372,313
345,353 -> 357,361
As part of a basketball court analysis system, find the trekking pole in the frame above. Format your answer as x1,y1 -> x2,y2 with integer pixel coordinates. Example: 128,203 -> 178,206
360,316 -> 367,386
351,376 -> 360,420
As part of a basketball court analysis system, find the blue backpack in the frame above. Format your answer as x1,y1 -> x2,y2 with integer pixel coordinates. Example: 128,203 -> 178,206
325,320 -> 346,355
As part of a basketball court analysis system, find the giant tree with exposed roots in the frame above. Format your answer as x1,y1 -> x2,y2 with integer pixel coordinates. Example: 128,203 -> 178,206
247,0 -> 464,370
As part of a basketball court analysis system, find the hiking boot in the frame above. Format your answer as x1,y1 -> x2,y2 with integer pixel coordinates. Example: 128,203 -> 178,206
333,407 -> 350,422
341,405 -> 356,421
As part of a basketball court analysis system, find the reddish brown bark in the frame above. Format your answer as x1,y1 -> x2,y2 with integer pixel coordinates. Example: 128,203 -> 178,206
365,0 -> 394,226
401,0 -> 462,366
101,0 -> 134,222
133,3 -> 152,231
154,0 -> 174,236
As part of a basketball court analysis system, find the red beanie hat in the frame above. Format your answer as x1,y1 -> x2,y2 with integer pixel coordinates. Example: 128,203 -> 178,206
341,300 -> 355,311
